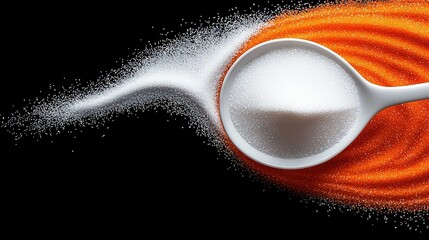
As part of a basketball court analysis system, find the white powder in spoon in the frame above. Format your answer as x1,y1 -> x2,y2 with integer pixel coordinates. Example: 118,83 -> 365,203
228,47 -> 360,158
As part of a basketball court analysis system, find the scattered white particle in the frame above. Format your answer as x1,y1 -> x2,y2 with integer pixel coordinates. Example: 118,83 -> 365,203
2,12 -> 269,149
300,196 -> 428,233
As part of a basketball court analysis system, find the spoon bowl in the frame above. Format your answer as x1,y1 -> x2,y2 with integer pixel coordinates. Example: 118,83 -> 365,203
219,38 -> 429,169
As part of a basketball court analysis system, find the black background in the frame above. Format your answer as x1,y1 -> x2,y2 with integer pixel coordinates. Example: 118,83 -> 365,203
1,0 -> 427,238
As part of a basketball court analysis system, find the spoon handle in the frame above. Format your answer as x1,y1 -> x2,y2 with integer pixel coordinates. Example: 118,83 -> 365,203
370,82 -> 429,110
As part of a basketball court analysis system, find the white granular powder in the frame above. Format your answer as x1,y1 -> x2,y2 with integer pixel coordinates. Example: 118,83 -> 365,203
2,14 -> 267,145
228,48 -> 360,158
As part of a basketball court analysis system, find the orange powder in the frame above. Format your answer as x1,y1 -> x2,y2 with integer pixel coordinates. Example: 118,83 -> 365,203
218,0 -> 429,210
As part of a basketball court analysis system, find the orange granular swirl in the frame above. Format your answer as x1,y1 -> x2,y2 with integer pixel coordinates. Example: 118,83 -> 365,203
219,0 -> 429,210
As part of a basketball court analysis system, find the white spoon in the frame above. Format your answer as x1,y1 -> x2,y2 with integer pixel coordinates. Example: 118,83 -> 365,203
219,38 -> 429,169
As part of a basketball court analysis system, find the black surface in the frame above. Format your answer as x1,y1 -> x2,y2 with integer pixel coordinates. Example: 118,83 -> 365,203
1,0 -> 427,238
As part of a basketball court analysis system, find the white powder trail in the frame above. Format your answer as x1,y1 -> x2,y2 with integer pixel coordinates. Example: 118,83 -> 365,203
68,26 -> 256,128
1,14 -> 269,143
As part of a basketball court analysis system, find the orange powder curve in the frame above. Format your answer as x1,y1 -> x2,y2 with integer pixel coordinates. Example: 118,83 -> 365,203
218,0 -> 429,211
